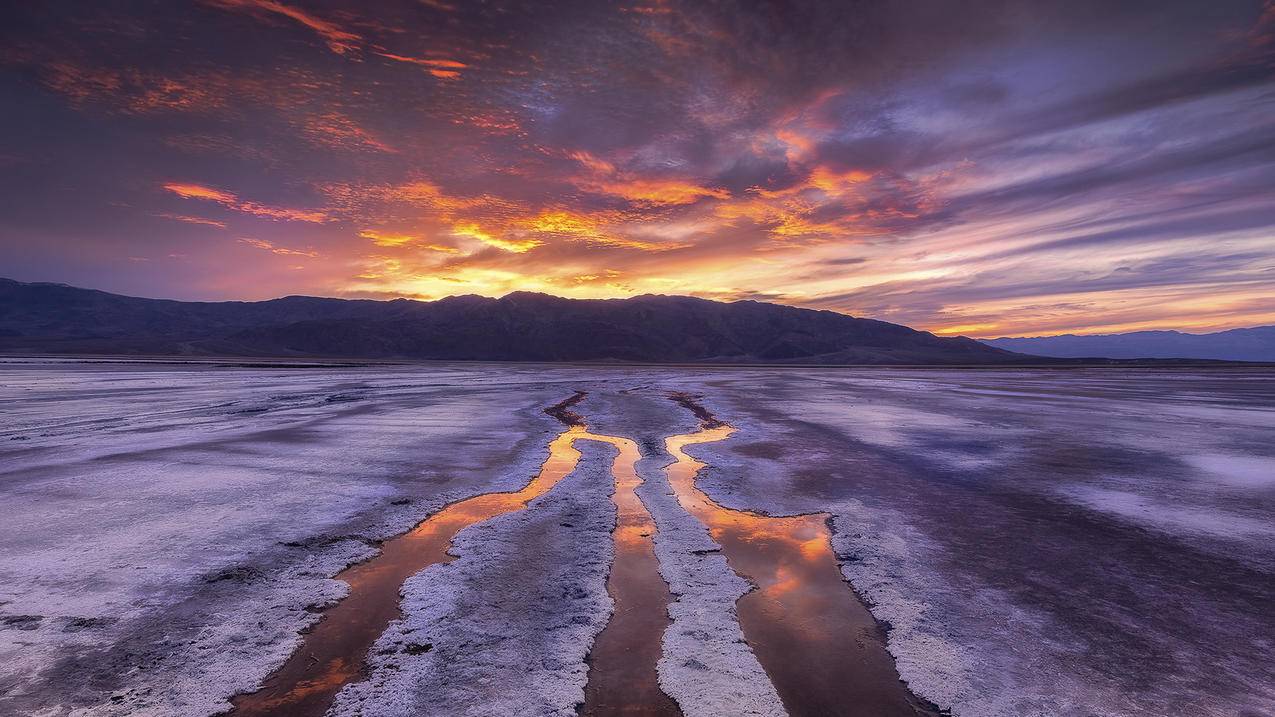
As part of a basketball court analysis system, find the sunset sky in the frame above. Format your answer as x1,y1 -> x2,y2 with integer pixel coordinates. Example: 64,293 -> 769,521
2,0 -> 1273,337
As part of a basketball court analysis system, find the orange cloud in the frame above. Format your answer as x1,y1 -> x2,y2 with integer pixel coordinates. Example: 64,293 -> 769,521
381,181 -> 481,211
775,127 -> 817,158
40,63 -> 122,104
460,110 -> 524,135
708,164 -> 932,242
451,222 -> 542,253
520,210 -> 684,251
39,63 -> 223,115
324,181 -> 675,255
586,177 -> 731,205
163,182 -> 328,223
204,0 -> 362,55
570,151 -> 729,206
358,229 -> 460,253
376,52 -> 468,78
318,180 -> 500,224
569,151 -> 617,174
164,183 -> 237,203
238,237 -> 319,257
155,212 -> 228,228
524,210 -> 600,236
300,112 -> 396,153
566,269 -> 624,285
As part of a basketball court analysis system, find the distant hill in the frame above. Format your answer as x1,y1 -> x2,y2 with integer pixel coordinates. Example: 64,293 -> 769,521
982,326 -> 1275,362
0,278 -> 1025,365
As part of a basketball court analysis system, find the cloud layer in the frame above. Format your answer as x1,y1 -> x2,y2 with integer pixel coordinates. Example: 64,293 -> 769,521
1,0 -> 1273,336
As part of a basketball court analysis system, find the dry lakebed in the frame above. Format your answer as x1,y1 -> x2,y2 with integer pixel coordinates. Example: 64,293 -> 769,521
1,359 -> 1273,716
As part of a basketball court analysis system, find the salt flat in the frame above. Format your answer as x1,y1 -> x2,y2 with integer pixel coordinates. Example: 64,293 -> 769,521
1,360 -> 1272,716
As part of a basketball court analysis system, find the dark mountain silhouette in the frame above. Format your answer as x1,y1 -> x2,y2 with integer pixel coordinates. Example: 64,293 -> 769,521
0,278 -> 1031,364
982,327 -> 1275,362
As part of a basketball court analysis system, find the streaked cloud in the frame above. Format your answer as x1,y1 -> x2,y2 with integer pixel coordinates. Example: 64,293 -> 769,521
300,112 -> 397,153
2,0 -> 1273,334
203,0 -> 361,55
376,53 -> 468,79
451,223 -> 542,253
238,237 -> 319,256
358,229 -> 460,253
155,213 -> 229,228
164,183 -> 328,223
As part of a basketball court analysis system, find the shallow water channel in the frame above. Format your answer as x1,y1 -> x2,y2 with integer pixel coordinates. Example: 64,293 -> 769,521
666,425 -> 936,716
578,430 -> 681,716
231,395 -> 929,717
230,427 -> 586,716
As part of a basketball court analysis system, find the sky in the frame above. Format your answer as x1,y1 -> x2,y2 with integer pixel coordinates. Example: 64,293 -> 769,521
1,0 -> 1273,337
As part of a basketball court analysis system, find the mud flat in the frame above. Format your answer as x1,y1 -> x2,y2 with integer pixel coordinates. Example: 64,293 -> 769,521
0,362 -> 572,716
686,369 -> 1275,716
3,362 -> 1273,716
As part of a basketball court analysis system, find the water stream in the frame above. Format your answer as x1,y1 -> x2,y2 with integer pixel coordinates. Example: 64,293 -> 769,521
578,431 -> 681,716
230,426 -> 585,716
665,424 -> 936,716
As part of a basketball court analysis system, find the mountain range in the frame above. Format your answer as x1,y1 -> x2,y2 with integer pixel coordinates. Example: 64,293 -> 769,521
982,327 -> 1275,362
0,278 -> 1024,364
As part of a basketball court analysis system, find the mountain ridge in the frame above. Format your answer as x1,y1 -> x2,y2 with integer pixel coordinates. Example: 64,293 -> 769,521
0,277 -> 1026,365
982,326 -> 1275,362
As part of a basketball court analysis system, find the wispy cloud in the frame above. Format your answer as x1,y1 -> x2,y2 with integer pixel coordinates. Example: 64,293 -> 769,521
358,229 -> 460,253
6,1 -> 1275,332
450,222 -> 542,253
299,112 -> 397,153
376,52 -> 468,79
238,237 -> 319,257
203,0 -> 362,54
164,183 -> 328,223
155,212 -> 228,228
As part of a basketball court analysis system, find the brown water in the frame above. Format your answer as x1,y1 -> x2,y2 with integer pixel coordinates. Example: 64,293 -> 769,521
579,431 -> 681,717
665,426 -> 935,717
229,426 -> 586,717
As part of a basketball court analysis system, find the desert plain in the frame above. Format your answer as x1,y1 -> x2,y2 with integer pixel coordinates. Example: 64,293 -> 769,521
1,359 -> 1273,717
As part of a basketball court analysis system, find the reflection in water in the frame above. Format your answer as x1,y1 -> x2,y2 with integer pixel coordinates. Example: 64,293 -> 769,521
231,427 -> 586,717
578,431 -> 681,717
666,427 -> 934,717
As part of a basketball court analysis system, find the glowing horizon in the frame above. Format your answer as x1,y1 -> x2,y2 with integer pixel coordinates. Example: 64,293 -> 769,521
2,1 -> 1273,338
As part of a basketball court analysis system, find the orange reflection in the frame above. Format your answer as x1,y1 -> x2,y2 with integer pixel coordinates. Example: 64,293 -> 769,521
231,427 -> 585,717
577,431 -> 679,716
665,426 -> 931,716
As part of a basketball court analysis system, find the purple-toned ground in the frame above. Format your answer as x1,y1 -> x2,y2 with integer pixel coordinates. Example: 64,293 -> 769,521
1,359 -> 1272,716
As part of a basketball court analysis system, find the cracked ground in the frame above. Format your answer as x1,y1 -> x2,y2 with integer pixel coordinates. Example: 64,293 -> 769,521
2,360 -> 1273,717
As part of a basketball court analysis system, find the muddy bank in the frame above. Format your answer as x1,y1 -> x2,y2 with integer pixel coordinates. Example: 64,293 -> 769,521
545,390 -> 588,427
668,391 -> 726,429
